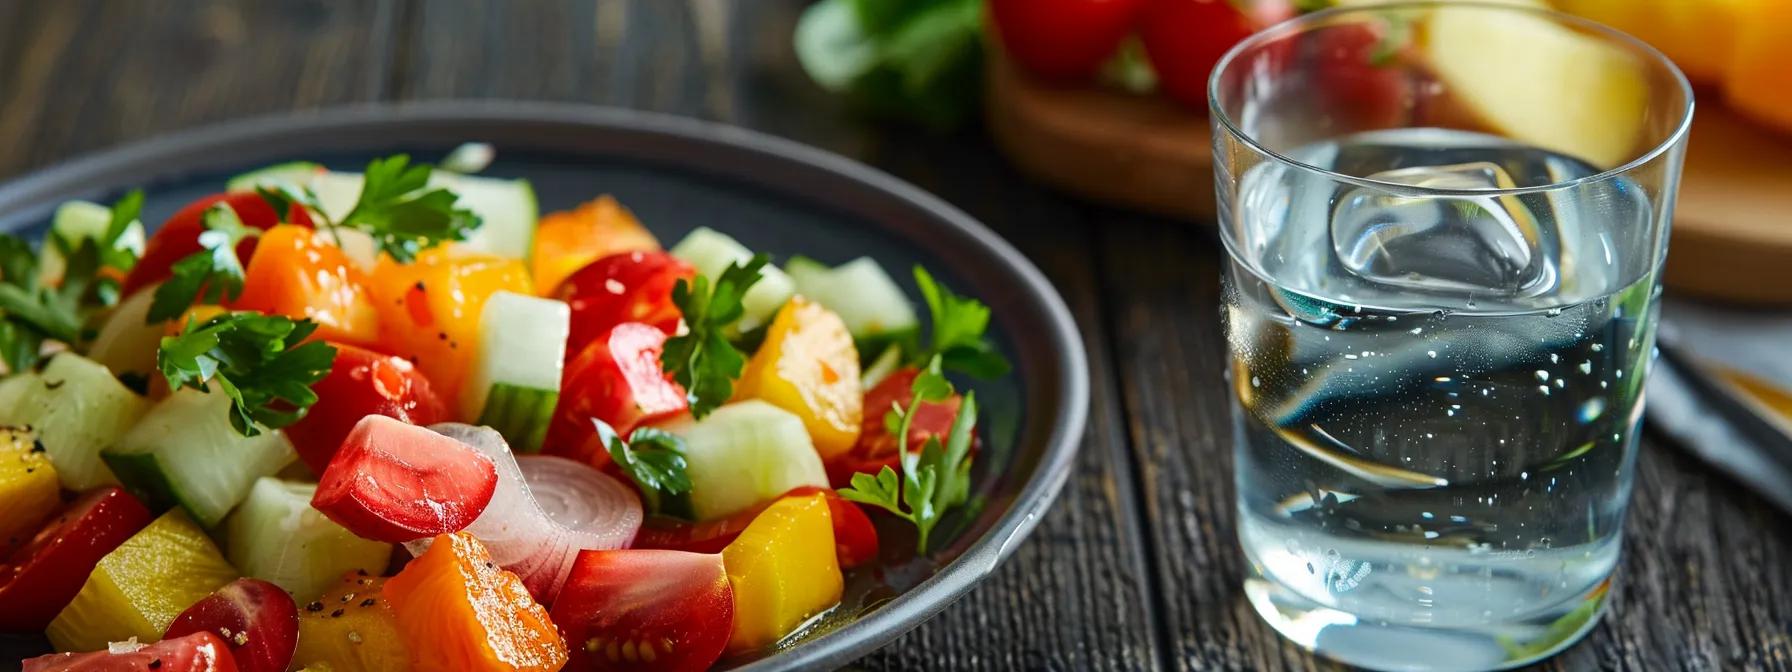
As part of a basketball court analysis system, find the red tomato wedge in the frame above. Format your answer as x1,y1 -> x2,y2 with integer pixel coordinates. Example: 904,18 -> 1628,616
164,579 -> 299,672
827,367 -> 969,488
633,488 -> 878,569
313,415 -> 499,543
551,251 -> 694,357
283,343 -> 449,475
544,323 -> 688,466
0,487 -> 153,632
549,550 -> 733,672
121,192 -> 313,297
1139,0 -> 1264,108
22,631 -> 239,672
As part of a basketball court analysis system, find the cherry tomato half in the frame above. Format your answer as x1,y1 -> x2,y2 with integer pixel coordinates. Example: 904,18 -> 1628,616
0,487 -> 153,632
283,343 -> 449,476
989,0 -> 1146,81
551,250 -> 694,359
22,631 -> 238,672
122,192 -> 313,298
164,579 -> 299,672
543,323 -> 688,467
826,367 -> 969,488
549,549 -> 733,672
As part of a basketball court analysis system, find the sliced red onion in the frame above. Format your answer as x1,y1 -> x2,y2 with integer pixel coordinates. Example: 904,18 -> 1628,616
405,423 -> 641,602
516,455 -> 641,551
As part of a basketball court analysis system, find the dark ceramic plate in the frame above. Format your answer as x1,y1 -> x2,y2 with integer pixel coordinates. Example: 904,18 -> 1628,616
0,102 -> 1087,670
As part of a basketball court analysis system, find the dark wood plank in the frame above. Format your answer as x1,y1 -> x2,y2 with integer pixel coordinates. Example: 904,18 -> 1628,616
389,1 -> 1168,668
0,0 -> 394,180
1096,215 -> 1792,671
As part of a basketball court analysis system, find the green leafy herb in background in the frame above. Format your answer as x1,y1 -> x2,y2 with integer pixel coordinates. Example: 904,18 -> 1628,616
910,266 -> 1009,378
661,255 -> 770,419
837,355 -> 979,552
599,420 -> 694,517
147,203 -> 261,323
0,191 -> 144,372
157,312 -> 337,437
794,0 -> 985,129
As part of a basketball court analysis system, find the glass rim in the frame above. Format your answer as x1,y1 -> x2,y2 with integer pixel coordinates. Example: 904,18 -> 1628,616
1205,0 -> 1696,198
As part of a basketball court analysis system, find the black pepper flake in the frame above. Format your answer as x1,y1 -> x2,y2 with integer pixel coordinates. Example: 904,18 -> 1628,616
24,467 -> 33,474
306,601 -> 325,612
449,341 -> 458,349
438,332 -> 448,340
414,281 -> 426,292
29,440 -> 44,453
361,598 -> 377,607
148,660 -> 161,669
330,608 -> 345,618
485,561 -> 494,569
356,569 -> 369,577
42,379 -> 64,390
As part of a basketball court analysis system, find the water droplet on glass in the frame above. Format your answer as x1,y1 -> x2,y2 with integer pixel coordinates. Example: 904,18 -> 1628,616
1591,343 -> 1604,352
1579,360 -> 1593,374
1534,370 -> 1550,381
1251,376 -> 1261,388
1426,350 -> 1438,358
1545,307 -> 1563,317
1538,385 -> 1551,396
1409,327 -> 1424,335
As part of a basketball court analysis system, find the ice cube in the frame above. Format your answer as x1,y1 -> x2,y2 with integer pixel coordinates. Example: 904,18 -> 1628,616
1330,162 -> 1550,296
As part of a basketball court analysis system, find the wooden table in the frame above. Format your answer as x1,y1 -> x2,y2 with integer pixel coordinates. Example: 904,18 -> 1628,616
3,2 -> 1789,670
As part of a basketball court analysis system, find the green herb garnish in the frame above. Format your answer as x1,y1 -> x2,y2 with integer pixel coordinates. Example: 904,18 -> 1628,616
661,255 -> 770,419
910,266 -> 1008,378
0,191 -> 144,371
598,420 -> 694,517
837,355 -> 978,552
334,155 -> 481,263
146,203 -> 260,323
157,312 -> 337,437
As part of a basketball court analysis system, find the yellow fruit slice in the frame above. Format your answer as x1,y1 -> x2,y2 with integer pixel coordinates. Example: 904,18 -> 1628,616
733,297 -> 862,460
1423,3 -> 1650,167
722,493 -> 842,652
292,573 -> 412,672
47,510 -> 238,652
0,427 -> 58,551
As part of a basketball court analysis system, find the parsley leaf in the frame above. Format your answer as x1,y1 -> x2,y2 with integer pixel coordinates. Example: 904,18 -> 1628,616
157,312 -> 337,437
911,266 -> 1008,378
661,254 -> 770,419
598,420 -> 694,517
337,155 -> 481,263
146,203 -> 261,324
0,191 -> 145,372
836,355 -> 978,552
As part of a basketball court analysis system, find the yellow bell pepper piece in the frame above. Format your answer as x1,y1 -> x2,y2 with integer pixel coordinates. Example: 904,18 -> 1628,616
0,427 -> 58,551
733,297 -> 862,460
292,573 -> 413,672
48,510 -> 238,652
721,493 -> 843,652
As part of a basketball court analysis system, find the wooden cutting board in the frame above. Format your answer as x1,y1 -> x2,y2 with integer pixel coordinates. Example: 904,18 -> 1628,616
987,52 -> 1792,305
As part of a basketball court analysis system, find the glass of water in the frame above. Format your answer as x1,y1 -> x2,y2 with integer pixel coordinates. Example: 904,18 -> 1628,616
1209,3 -> 1692,670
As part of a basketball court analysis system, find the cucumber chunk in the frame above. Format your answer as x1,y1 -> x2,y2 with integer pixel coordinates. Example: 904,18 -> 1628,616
225,161 -> 323,193
39,200 -> 146,287
669,227 -> 795,333
103,388 -> 296,528
224,477 -> 393,602
0,354 -> 153,490
462,292 -> 569,453
784,256 -> 918,344
670,400 -> 827,521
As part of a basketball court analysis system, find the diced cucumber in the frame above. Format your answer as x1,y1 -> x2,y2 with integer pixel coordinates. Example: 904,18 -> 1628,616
87,284 -> 162,379
301,170 -> 539,261
670,227 -> 796,332
102,388 -> 296,528
38,200 -> 147,286
784,256 -> 918,344
225,161 -> 323,193
224,478 -> 393,602
47,510 -> 238,653
463,292 -> 568,452
670,400 -> 827,521
0,354 -> 152,490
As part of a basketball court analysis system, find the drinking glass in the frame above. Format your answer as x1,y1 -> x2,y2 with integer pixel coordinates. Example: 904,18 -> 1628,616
1208,3 -> 1692,670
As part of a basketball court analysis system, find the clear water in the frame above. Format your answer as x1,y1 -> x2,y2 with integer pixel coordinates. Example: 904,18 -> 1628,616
1224,129 -> 1659,669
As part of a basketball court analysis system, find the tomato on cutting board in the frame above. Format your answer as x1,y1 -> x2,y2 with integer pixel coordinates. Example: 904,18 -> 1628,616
549,549 -> 734,672
550,250 -> 694,357
227,225 -> 381,348
312,415 -> 499,543
283,343 -> 449,475
21,631 -> 238,672
122,192 -> 313,298
163,579 -> 299,672
368,246 -> 532,411
634,487 -> 879,569
543,322 -> 688,466
988,0 -> 1147,80
1139,0 -> 1269,108
0,487 -> 153,632
531,196 -> 663,299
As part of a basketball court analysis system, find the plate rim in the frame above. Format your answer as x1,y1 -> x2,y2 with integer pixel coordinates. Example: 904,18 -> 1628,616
0,101 -> 1090,670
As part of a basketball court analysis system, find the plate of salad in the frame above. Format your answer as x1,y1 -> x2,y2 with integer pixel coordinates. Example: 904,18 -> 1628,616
0,102 -> 1087,672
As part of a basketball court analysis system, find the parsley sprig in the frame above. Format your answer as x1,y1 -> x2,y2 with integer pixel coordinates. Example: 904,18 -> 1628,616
911,266 -> 1008,378
661,255 -> 770,419
157,312 -> 337,437
333,155 -> 481,263
146,203 -> 260,323
0,191 -> 144,371
837,355 -> 978,552
597,420 -> 694,518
